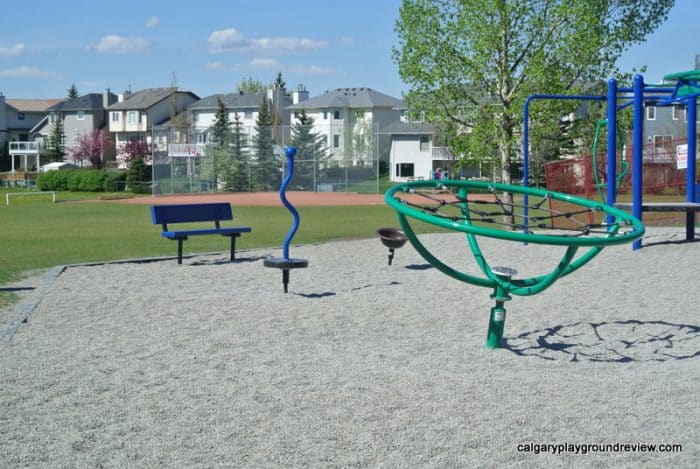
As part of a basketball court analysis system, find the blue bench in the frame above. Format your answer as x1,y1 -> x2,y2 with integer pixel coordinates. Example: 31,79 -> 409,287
150,203 -> 252,264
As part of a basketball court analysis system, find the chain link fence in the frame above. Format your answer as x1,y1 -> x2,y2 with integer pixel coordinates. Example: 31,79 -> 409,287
151,124 -> 383,195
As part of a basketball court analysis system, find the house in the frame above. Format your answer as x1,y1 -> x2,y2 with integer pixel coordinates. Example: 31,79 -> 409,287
286,87 -> 405,164
36,91 -> 118,166
108,87 -> 199,166
381,121 -> 447,181
1,95 -> 62,175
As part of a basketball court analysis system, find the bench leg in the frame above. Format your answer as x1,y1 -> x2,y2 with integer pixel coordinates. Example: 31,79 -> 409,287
687,211 -> 696,241
229,234 -> 239,262
177,239 -> 184,264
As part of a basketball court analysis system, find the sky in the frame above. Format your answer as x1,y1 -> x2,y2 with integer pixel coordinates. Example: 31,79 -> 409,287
0,0 -> 698,101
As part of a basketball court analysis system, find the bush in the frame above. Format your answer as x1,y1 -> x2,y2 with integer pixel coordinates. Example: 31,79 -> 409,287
37,169 -> 116,192
126,157 -> 150,192
103,170 -> 127,192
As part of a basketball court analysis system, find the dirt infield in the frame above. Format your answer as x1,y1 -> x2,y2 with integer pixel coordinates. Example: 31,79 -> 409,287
114,191 -> 387,207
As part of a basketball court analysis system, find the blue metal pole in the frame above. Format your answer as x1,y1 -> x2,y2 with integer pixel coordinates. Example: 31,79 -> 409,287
685,96 -> 697,240
632,75 -> 645,250
279,146 -> 299,259
606,79 -> 618,215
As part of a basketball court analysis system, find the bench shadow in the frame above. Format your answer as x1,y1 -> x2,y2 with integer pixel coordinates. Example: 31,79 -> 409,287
0,287 -> 36,292
189,256 -> 266,266
503,319 -> 700,363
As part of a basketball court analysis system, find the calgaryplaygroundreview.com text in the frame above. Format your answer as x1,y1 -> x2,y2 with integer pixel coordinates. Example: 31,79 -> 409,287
516,442 -> 683,456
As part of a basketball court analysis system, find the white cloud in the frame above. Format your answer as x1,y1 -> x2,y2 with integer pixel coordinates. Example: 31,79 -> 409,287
340,37 -> 356,45
145,16 -> 160,28
250,58 -> 278,67
91,35 -> 150,54
208,27 -> 327,54
289,64 -> 339,75
208,28 -> 248,53
205,61 -> 242,72
0,66 -> 58,78
251,37 -> 327,52
0,43 -> 25,58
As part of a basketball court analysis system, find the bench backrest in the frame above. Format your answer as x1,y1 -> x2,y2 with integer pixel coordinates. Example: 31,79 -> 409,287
150,203 -> 233,228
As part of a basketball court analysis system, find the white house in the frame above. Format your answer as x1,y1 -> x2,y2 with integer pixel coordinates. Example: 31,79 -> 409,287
286,87 -> 405,164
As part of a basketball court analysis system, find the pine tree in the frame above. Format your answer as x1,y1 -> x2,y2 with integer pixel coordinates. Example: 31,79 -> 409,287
252,96 -> 279,191
67,83 -> 79,100
221,112 -> 249,191
290,110 -> 328,190
42,117 -> 66,163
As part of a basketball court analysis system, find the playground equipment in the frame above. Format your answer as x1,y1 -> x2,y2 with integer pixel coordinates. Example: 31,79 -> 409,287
377,227 -> 408,265
524,71 -> 700,250
385,179 -> 644,349
264,146 -> 308,292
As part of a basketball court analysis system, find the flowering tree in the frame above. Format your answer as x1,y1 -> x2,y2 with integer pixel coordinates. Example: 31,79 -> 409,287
69,129 -> 113,168
121,137 -> 152,164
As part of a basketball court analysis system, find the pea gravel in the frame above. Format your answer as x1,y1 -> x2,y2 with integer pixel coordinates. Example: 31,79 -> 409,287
1,229 -> 698,467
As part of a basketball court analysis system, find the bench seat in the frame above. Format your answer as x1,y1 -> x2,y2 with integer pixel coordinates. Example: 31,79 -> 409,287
162,226 -> 252,239
150,203 -> 252,264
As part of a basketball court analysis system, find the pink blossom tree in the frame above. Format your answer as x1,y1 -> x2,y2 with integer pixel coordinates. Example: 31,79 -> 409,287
121,137 -> 152,165
69,129 -> 113,168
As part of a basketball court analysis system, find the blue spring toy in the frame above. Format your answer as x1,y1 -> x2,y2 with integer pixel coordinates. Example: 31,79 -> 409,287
264,146 -> 309,292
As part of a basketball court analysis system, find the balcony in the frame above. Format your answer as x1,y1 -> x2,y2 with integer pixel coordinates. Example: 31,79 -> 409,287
9,141 -> 42,155
432,146 -> 455,160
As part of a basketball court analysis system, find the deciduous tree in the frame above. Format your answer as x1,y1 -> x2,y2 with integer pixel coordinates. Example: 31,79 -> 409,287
394,0 -> 674,220
69,129 -> 113,168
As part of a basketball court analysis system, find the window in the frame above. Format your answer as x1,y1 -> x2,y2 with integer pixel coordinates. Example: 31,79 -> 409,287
49,113 -> 57,124
396,163 -> 415,178
17,112 -> 25,120
323,111 -> 328,120
646,105 -> 656,120
654,135 -> 673,154
333,110 -> 341,120
672,105 -> 681,120
127,111 -> 138,125
244,110 -> 253,119
111,112 -> 120,122
419,136 -> 429,152
333,134 -> 341,148
76,111 -> 85,120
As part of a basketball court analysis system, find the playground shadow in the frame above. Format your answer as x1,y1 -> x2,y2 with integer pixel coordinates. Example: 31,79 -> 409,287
404,263 -> 434,270
503,319 -> 700,363
189,256 -> 266,266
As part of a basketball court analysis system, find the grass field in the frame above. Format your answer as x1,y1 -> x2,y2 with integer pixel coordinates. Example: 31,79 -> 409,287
1,187 -> 696,308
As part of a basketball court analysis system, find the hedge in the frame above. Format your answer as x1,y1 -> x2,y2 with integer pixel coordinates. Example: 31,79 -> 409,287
37,169 -> 128,192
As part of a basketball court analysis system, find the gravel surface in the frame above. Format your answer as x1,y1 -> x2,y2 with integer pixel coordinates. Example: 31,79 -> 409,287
1,229 -> 698,467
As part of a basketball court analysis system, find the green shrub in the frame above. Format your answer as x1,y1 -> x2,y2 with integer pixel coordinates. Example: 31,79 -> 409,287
126,157 -> 151,192
37,169 -> 116,192
104,170 -> 127,191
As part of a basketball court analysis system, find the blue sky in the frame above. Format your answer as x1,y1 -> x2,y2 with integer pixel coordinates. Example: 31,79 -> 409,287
0,0 -> 697,100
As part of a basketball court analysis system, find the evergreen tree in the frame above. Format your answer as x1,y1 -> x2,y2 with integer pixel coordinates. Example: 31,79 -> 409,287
290,110 -> 328,189
221,112 -> 249,191
252,96 -> 279,191
67,83 -> 79,100
212,98 -> 231,146
202,98 -> 232,189
41,117 -> 66,163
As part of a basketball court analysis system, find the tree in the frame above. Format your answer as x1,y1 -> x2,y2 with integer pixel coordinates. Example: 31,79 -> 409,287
42,118 -> 66,163
220,112 -> 249,191
67,83 -> 79,100
393,0 -> 674,222
236,76 -> 266,94
290,110 -> 329,189
252,96 -> 279,191
69,129 -> 113,168
121,137 -> 151,164
202,98 -> 233,189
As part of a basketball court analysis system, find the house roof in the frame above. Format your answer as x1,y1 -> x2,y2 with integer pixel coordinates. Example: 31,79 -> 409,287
108,88 -> 198,111
6,98 -> 62,112
47,93 -> 117,112
190,93 -> 267,110
287,88 -> 404,110
379,121 -> 435,135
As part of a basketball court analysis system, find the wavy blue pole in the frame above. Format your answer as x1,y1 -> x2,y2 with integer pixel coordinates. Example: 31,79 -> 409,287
264,146 -> 308,292
280,146 -> 300,259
